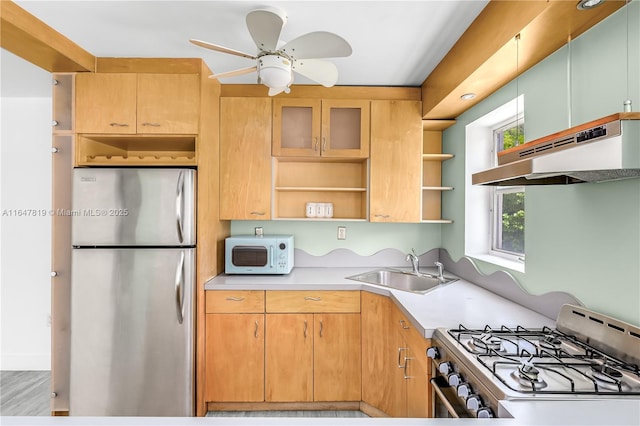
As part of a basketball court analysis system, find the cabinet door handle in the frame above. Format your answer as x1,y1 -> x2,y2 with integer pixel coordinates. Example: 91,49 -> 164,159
254,320 -> 259,338
141,122 -> 161,127
319,320 -> 324,338
403,357 -> 414,379
303,320 -> 308,339
226,296 -> 245,302
397,347 -> 407,368
314,137 -> 319,152
399,319 -> 410,329
374,214 -> 390,219
109,122 -> 129,127
250,211 -> 265,216
322,137 -> 327,152
304,296 -> 321,301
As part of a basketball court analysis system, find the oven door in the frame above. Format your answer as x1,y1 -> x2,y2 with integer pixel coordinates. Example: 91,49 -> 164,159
431,376 -> 473,418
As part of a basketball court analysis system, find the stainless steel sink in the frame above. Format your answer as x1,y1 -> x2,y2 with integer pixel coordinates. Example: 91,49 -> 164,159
346,268 -> 457,294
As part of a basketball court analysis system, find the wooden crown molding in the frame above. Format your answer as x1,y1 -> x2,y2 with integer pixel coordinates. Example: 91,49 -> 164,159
0,0 -> 95,72
421,0 -> 627,120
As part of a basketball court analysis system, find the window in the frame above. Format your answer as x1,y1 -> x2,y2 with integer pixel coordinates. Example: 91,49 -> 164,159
464,95 -> 525,272
490,120 -> 525,260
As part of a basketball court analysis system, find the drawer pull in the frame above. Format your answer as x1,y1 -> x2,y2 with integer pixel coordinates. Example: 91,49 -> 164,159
250,211 -> 265,216
141,122 -> 161,127
304,296 -> 322,301
109,122 -> 129,127
226,296 -> 245,302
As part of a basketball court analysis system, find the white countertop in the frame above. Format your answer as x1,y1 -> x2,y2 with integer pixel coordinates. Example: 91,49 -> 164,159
205,267 -> 557,337
8,268 -> 633,426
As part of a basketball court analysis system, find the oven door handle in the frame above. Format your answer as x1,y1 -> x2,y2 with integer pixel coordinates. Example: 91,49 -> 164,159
430,378 -> 460,419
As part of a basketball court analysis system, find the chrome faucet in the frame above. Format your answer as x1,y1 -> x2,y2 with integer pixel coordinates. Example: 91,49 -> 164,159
434,261 -> 445,282
406,249 -> 420,274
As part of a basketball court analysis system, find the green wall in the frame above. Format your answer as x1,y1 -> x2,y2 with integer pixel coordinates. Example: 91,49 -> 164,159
231,220 -> 440,256
441,3 -> 640,326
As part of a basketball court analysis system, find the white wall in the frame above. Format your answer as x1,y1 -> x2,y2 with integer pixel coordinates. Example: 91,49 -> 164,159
1,91 -> 53,367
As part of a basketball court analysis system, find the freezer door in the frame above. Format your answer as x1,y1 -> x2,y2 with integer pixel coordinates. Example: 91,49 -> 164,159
70,248 -> 194,416
72,168 -> 195,246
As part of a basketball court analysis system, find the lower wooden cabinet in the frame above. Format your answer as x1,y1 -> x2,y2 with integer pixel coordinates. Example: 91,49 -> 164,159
265,313 -> 314,402
205,313 -> 265,402
265,292 -> 361,403
361,291 -> 431,417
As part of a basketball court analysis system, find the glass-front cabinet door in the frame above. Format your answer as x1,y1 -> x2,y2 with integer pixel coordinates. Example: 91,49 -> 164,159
272,98 -> 370,158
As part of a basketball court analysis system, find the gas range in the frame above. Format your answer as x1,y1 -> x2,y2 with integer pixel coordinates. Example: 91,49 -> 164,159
427,305 -> 640,418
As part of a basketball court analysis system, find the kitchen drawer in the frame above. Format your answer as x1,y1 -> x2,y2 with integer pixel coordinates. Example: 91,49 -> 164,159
205,291 -> 265,313
266,291 -> 360,313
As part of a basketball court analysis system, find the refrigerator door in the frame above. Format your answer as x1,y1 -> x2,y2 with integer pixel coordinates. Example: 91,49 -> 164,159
72,168 -> 195,246
70,248 -> 194,416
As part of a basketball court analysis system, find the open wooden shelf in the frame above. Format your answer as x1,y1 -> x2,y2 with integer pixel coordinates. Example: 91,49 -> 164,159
423,153 -> 454,161
76,134 -> 196,166
273,158 -> 368,220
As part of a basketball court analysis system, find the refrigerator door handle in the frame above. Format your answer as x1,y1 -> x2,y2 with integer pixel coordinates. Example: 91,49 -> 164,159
175,251 -> 185,324
175,171 -> 185,244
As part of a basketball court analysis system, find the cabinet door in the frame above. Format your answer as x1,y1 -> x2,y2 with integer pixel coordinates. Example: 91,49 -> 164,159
405,326 -> 431,418
75,73 -> 136,134
370,100 -> 422,222
272,98 -> 321,157
361,292 -> 404,415
137,74 -> 200,134
205,313 -> 264,402
220,97 -> 272,220
265,314 -> 314,402
321,100 -> 370,158
314,313 -> 361,402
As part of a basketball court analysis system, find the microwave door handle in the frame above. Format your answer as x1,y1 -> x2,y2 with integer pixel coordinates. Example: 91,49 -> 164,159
175,171 -> 185,244
269,245 -> 274,268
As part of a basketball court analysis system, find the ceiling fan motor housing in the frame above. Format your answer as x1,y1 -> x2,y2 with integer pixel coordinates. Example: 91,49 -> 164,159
258,55 -> 293,88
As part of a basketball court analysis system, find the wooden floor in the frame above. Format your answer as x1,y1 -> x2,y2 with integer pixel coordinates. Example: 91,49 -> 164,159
0,371 -> 368,418
207,410 -> 369,418
0,371 -> 51,416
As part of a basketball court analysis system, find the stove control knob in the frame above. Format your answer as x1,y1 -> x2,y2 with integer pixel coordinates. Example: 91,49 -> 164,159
447,373 -> 462,387
477,407 -> 494,418
457,383 -> 472,398
438,361 -> 452,375
466,394 -> 483,411
426,347 -> 440,360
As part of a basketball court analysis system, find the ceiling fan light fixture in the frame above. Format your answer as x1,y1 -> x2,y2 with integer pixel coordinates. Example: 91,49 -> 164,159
577,0 -> 604,10
258,55 -> 292,89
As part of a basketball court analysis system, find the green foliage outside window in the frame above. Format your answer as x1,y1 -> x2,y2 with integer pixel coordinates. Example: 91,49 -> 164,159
500,191 -> 525,254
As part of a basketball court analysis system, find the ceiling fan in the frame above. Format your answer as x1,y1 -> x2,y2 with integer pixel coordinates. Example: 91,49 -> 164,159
190,7 -> 352,96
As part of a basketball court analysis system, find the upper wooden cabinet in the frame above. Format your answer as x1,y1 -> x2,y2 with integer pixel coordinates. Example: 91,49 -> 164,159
370,100 -> 422,223
75,73 -> 199,134
219,97 -> 272,220
272,99 -> 370,158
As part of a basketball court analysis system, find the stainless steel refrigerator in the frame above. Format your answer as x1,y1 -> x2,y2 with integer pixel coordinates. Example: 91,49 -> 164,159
70,168 -> 196,416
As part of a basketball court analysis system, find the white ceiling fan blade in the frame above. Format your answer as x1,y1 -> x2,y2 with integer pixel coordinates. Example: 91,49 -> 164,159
190,39 -> 256,60
246,8 -> 287,53
208,66 -> 257,80
292,59 -> 339,87
280,32 -> 352,60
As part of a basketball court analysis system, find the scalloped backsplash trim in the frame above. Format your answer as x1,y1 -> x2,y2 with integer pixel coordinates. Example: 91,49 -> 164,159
294,247 -> 582,321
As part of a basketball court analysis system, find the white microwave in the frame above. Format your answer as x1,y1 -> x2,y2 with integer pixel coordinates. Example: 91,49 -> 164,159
225,235 -> 294,274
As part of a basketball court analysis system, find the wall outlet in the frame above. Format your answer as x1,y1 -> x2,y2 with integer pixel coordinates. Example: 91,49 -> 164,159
337,226 -> 347,240
254,227 -> 263,236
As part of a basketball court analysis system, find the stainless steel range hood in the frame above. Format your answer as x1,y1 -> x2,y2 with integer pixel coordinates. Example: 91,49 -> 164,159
472,113 -> 640,186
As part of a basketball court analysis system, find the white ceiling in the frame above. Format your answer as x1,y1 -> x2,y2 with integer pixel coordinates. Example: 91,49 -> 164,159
2,0 -> 489,97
